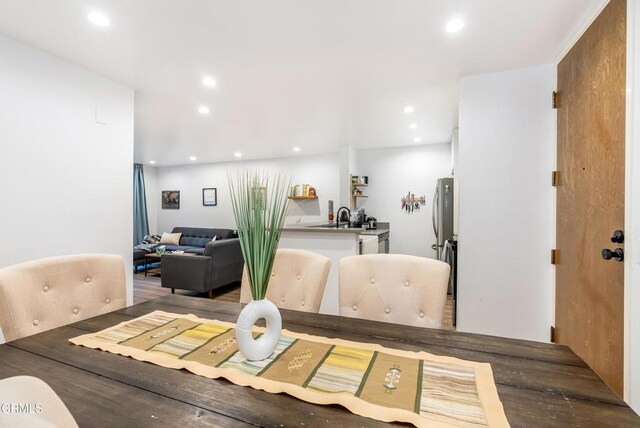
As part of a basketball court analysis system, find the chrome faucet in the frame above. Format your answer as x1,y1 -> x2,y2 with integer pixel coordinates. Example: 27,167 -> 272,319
336,206 -> 351,228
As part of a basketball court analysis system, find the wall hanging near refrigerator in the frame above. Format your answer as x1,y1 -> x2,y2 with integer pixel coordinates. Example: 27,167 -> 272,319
401,192 -> 425,214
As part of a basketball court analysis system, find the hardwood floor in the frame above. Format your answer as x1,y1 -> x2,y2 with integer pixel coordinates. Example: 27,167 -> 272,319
133,273 -> 455,330
132,274 -> 240,305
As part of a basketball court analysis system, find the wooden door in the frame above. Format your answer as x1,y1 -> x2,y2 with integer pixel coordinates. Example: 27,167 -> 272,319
555,0 -> 626,395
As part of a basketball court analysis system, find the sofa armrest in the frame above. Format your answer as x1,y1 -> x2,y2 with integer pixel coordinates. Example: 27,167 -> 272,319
161,254 -> 212,293
204,238 -> 245,287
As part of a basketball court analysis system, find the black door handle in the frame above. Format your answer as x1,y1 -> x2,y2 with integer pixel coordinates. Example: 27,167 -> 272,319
611,230 -> 624,244
602,248 -> 624,262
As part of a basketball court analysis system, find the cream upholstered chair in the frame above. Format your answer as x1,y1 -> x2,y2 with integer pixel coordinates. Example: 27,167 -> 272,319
0,376 -> 78,427
240,249 -> 331,313
339,254 -> 450,328
0,254 -> 126,343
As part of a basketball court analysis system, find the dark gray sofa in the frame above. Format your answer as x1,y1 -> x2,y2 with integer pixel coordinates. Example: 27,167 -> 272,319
161,227 -> 237,254
133,227 -> 237,270
160,227 -> 244,297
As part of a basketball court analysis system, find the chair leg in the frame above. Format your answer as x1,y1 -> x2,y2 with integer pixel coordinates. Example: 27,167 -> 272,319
208,290 -> 213,299
171,288 -> 175,294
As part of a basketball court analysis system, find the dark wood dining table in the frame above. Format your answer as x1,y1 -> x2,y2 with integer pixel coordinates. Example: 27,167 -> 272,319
0,294 -> 638,427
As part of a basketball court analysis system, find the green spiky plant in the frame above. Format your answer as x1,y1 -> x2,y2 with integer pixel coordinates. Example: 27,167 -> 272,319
228,170 -> 291,301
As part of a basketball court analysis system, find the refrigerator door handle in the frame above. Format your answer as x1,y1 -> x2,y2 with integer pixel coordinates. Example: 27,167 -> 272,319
432,186 -> 439,238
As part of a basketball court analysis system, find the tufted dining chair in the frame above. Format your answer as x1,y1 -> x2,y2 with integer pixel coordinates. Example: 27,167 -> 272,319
0,376 -> 78,427
0,254 -> 126,343
240,249 -> 331,313
339,254 -> 450,328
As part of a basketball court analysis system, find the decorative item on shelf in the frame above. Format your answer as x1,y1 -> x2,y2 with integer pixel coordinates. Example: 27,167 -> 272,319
288,183 -> 318,199
401,192 -> 426,214
229,170 -> 290,361
328,200 -> 334,222
351,175 -> 369,185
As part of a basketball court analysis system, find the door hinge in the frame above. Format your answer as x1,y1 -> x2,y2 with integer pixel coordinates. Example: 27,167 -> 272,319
552,91 -> 559,109
551,249 -> 558,265
552,170 -> 560,187
550,326 -> 556,343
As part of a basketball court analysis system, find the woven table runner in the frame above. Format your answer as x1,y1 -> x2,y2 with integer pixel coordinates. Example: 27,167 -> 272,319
70,310 -> 509,428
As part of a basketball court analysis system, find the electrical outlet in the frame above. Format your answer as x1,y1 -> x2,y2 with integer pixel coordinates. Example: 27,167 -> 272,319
95,106 -> 107,125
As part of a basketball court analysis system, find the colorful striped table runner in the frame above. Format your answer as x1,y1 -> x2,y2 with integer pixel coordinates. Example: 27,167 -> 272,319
70,310 -> 509,427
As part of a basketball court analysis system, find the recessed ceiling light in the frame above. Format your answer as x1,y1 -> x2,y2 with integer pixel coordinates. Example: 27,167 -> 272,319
293,147 -> 301,152
414,137 -> 422,143
234,152 -> 242,158
446,18 -> 464,33
149,160 -> 156,164
88,11 -> 110,27
202,76 -> 217,88
189,156 -> 197,161
198,106 -> 210,115
404,106 -> 415,114
409,123 -> 417,129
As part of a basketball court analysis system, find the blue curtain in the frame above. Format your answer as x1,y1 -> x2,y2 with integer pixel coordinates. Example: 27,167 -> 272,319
133,164 -> 149,244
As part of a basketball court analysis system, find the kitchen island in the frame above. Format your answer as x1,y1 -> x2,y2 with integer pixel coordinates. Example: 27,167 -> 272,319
279,222 -> 390,315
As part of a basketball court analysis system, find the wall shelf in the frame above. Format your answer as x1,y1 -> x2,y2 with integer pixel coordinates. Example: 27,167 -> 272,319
350,175 -> 369,209
288,196 -> 318,200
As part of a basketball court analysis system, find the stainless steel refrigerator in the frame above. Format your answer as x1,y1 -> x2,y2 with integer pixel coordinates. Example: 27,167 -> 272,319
432,177 -> 457,325
431,177 -> 454,259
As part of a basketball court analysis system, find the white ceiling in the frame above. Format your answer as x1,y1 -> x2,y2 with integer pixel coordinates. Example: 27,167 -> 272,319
0,0 -> 606,166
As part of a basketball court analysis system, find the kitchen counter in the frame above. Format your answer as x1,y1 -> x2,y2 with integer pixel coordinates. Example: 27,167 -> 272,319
283,222 -> 389,236
279,222 -> 390,315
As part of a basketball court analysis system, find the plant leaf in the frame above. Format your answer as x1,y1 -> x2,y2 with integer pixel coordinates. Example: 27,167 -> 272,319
228,170 -> 291,300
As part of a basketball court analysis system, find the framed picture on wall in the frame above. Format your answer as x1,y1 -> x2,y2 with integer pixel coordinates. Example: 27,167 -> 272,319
202,188 -> 217,206
162,190 -> 180,209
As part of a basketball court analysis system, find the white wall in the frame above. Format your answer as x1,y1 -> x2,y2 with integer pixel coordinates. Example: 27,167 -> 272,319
457,64 -> 555,342
625,0 -> 640,412
357,144 -> 452,257
153,153 -> 340,234
0,35 -> 135,304
151,146 -> 451,257
339,146 -> 358,209
143,165 -> 160,235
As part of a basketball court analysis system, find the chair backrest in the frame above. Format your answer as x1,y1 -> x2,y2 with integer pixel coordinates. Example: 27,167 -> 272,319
0,376 -> 78,427
240,249 -> 331,313
339,254 -> 450,328
0,254 -> 126,343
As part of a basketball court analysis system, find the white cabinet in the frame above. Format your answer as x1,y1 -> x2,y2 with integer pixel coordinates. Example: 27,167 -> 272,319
359,235 -> 378,255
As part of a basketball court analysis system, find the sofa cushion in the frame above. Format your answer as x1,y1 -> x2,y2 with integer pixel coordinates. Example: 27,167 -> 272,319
171,227 -> 236,247
160,232 -> 182,245
163,245 -> 204,254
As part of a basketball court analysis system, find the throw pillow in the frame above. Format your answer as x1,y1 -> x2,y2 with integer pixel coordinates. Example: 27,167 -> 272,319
211,236 -> 217,242
160,232 -> 182,245
143,234 -> 161,244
